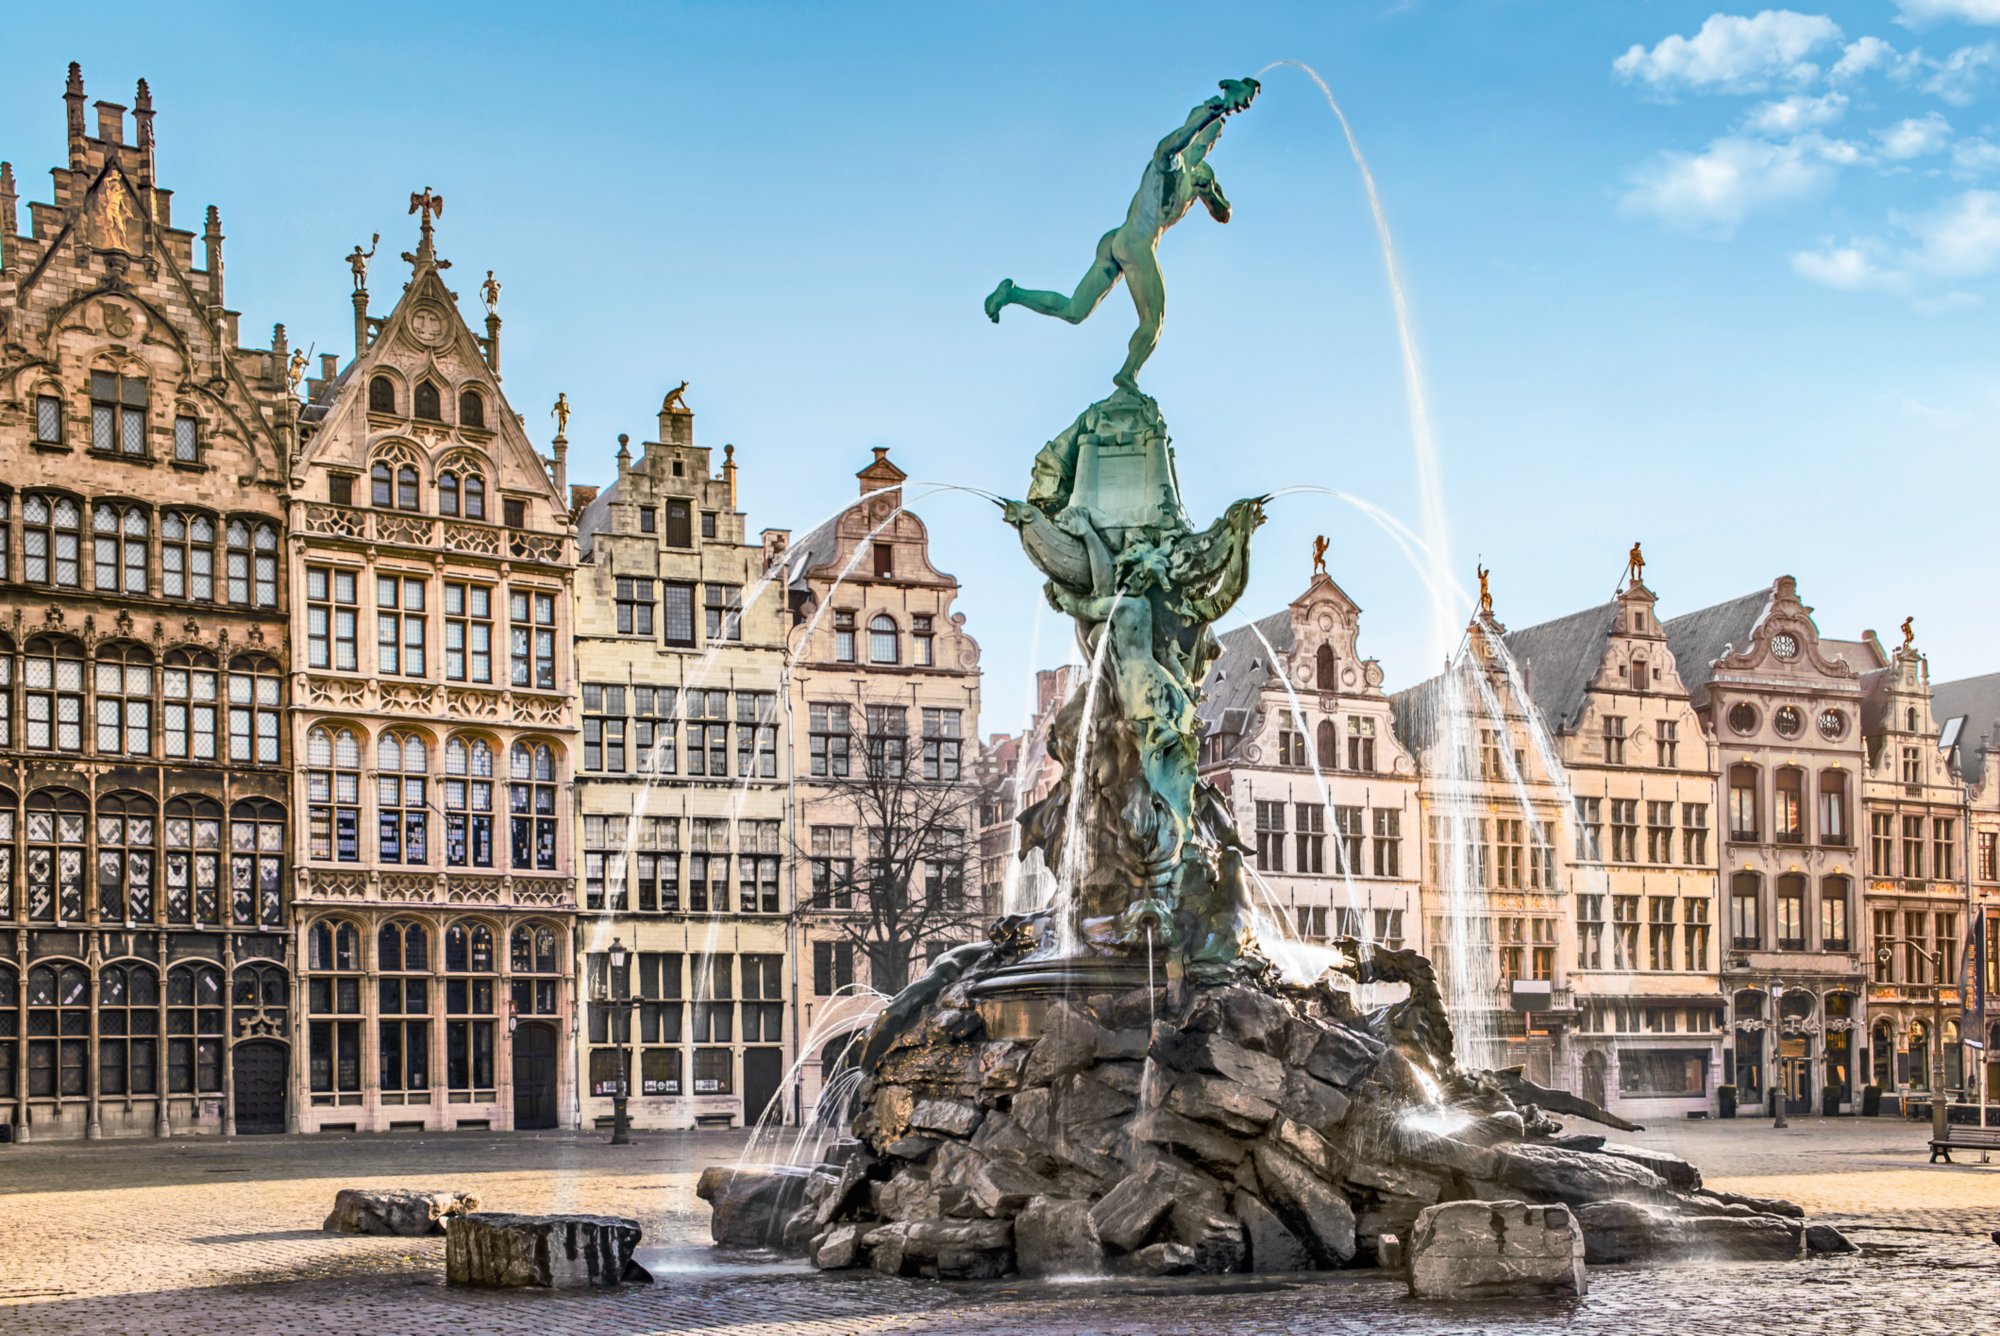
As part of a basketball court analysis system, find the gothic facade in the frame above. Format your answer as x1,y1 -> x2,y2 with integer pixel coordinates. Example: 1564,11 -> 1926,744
285,203 -> 577,1134
0,68 -> 297,1140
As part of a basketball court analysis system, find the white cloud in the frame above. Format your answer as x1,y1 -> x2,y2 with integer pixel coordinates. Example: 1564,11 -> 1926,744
1917,43 -> 2000,104
1873,111 -> 1954,158
1899,187 -> 2000,274
1951,135 -> 2000,172
1791,242 -> 1907,291
1830,35 -> 1898,80
1743,91 -> 1849,134
1791,189 -> 2000,306
1620,135 -> 1835,237
1613,11 -> 1843,94
1896,1 -> 2000,25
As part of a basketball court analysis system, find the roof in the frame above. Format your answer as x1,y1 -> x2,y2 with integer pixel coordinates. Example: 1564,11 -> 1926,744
1662,588 -> 1771,699
1194,610 -> 1295,735
574,477 -> 618,557
1499,599 -> 1619,734
1932,671 -> 2000,784
784,513 -> 843,594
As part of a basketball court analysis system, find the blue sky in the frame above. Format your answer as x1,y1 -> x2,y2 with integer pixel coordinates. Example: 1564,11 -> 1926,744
6,2 -> 1997,732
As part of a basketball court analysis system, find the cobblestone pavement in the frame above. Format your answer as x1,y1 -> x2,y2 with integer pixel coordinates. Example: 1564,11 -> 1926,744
3,1115 -> 1997,1334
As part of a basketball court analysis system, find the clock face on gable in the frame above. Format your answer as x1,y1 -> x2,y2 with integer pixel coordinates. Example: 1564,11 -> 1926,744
1770,633 -> 1799,661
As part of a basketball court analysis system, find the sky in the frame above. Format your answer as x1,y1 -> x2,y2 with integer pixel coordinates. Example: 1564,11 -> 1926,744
6,2 -> 1998,736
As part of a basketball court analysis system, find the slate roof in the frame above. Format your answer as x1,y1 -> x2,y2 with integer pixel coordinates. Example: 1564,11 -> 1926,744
574,478 -> 618,557
1194,610 -> 1295,739
784,513 -> 844,594
1661,588 -> 1771,700
1499,600 -> 1620,734
1933,671 -> 2000,784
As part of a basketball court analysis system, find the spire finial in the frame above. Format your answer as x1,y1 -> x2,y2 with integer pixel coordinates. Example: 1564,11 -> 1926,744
402,188 -> 449,271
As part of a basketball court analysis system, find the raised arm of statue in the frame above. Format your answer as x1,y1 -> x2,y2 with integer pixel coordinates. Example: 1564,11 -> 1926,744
1155,79 -> 1259,163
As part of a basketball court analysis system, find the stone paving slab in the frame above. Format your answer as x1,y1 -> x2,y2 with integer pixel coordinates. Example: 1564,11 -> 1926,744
2,1118 -> 1997,1333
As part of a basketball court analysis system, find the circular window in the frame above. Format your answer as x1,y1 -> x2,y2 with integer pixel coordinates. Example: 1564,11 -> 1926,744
1818,708 -> 1847,740
1771,633 -> 1799,660
1728,702 -> 1759,735
1774,705 -> 1804,738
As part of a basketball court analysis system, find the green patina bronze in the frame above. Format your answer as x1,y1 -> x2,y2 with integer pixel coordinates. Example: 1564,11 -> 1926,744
985,77 -> 1259,395
991,79 -> 1270,976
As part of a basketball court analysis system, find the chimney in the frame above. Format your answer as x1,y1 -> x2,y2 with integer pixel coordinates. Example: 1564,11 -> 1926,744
568,484 -> 599,520
202,205 -> 224,306
133,79 -> 154,190
95,101 -> 126,146
722,444 -> 738,509
65,64 -> 86,173
319,352 -> 338,381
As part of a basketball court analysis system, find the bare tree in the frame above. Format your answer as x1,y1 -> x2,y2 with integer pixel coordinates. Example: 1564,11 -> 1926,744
797,719 -> 983,995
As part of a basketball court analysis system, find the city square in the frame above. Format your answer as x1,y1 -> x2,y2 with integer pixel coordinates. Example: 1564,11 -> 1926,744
6,2 -> 2000,1331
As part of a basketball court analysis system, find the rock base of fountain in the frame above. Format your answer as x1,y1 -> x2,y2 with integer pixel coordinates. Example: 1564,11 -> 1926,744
704,966 -> 1847,1283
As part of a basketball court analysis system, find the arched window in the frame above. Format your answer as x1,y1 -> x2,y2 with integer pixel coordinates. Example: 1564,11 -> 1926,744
94,643 -> 153,757
459,388 -> 486,428
228,655 -> 282,765
1774,768 -> 1804,843
230,798 -> 285,927
1316,643 -> 1337,690
306,920 -> 363,1095
445,921 -> 497,1093
0,788 -> 15,920
161,511 -> 216,601
0,963 -> 17,1101
397,466 -> 420,511
93,502 -> 149,595
230,961 -> 289,1040
378,920 -> 431,1094
26,962 -> 90,1096
1727,763 -> 1759,841
164,796 -> 223,925
1820,875 -> 1851,950
97,792 -> 156,924
509,742 -> 558,871
97,962 -> 159,1096
163,649 -> 220,761
463,473 -> 485,520
377,732 -> 429,864
869,614 -> 900,665
306,726 -> 362,862
439,472 -> 459,517
1316,719 -> 1339,771
167,963 -> 225,1094
23,493 -> 82,587
1817,771 -> 1848,846
510,923 -> 560,1017
26,789 -> 87,923
1728,870 -> 1761,950
371,462 -> 393,508
414,380 -> 442,422
24,636 -> 85,753
368,375 -> 397,414
445,736 -> 495,868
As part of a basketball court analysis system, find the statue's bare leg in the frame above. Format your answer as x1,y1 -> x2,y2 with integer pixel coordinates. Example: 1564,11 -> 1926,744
987,231 -> 1122,324
1114,242 -> 1165,393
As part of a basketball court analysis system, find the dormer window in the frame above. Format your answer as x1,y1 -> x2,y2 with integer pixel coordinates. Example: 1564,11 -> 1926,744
368,375 -> 397,414
414,380 -> 442,422
459,389 -> 486,429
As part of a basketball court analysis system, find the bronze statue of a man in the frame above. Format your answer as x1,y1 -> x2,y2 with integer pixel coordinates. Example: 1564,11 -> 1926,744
985,78 -> 1259,393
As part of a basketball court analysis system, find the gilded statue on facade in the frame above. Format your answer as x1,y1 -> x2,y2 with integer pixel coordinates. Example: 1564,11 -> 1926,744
551,392 -> 571,437
1312,533 -> 1329,576
985,77 -> 1259,394
346,233 -> 379,292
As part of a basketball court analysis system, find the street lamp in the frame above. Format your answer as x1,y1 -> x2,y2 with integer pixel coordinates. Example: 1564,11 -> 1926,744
1878,939 -> 1951,1145
608,937 -> 632,1146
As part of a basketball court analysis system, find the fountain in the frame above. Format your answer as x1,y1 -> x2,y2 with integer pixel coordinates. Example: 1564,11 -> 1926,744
699,75 -> 1842,1289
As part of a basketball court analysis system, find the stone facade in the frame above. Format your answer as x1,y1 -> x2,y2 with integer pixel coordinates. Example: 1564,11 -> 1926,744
1197,570 -> 1424,987
1507,569 -> 1724,1123
1666,577 -> 1870,1117
1933,672 -> 2000,1101
974,666 -> 1071,921
0,67 -> 297,1140
786,450 -> 981,1115
569,392 -> 792,1131
285,205 -> 577,1134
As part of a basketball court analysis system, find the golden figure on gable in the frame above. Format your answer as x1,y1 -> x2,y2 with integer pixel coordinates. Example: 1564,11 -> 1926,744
1311,533 -> 1328,576
91,178 -> 141,254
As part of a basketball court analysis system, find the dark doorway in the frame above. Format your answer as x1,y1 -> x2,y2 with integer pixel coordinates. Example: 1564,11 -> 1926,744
512,1022 -> 558,1131
743,1047 -> 784,1129
232,1040 -> 287,1134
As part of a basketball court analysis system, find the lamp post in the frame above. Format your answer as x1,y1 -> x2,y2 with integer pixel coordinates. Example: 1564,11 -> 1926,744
1770,980 -> 1789,1130
1878,940 -> 1950,1145
608,937 -> 632,1146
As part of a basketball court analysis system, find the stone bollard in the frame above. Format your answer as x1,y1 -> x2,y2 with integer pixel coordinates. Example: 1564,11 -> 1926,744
445,1213 -> 652,1289
1407,1199 -> 1586,1299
